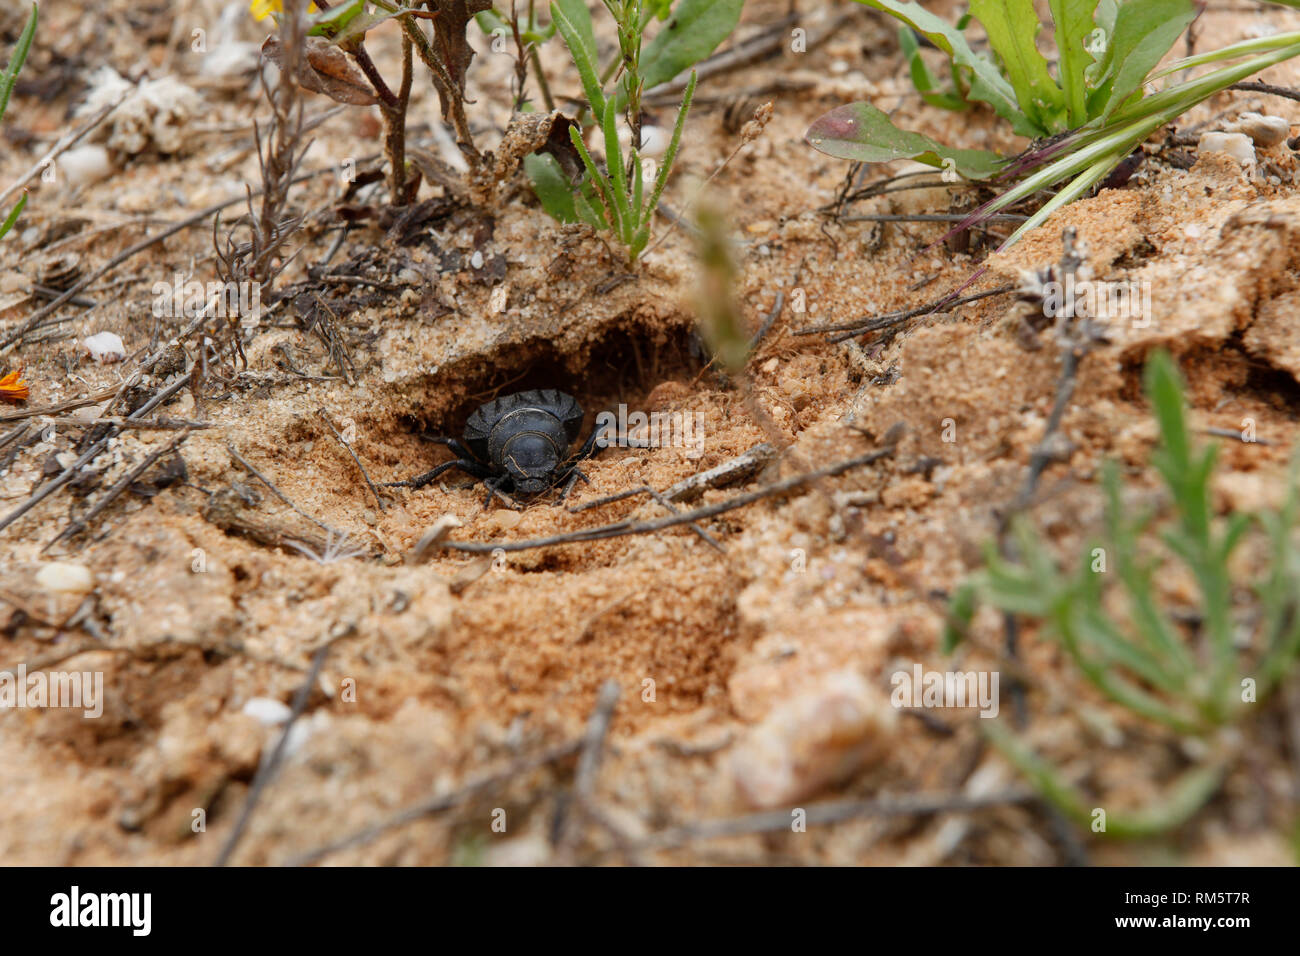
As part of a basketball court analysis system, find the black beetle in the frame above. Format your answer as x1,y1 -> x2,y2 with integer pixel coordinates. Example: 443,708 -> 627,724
386,389 -> 603,502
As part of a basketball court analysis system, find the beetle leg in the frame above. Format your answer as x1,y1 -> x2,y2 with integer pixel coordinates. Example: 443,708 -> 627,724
567,420 -> 607,465
557,467 -> 592,503
384,458 -> 491,490
482,475 -> 522,510
419,435 -> 477,461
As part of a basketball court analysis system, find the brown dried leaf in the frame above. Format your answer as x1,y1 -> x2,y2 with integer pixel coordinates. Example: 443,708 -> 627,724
493,110 -> 582,184
428,0 -> 492,99
262,35 -> 378,106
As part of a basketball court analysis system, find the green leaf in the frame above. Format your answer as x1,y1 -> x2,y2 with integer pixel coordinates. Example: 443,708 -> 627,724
0,191 -> 26,240
524,152 -> 578,223
0,2 -> 37,123
568,125 -> 616,230
899,26 -> 970,110
984,721 -> 1225,836
1049,0 -> 1098,124
970,0 -> 1063,132
805,102 -> 1005,180
600,96 -> 631,238
631,70 -> 696,258
1089,0 -> 1197,120
942,580 -> 978,652
640,0 -> 743,90
854,0 -> 1033,135
552,0 -> 605,113
308,0 -> 367,37
1143,350 -> 1193,477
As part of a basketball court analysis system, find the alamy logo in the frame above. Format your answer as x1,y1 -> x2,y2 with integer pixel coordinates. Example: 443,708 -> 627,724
890,664 -> 999,718
151,275 -> 262,328
595,405 -> 705,459
50,886 -> 151,936
0,665 -> 103,718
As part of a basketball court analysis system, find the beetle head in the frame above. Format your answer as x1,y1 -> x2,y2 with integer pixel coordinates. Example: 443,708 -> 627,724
502,432 -> 560,494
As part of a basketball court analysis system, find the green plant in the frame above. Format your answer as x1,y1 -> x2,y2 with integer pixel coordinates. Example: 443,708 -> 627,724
528,0 -> 741,264
807,0 -> 1300,250
946,351 -> 1300,835
0,2 -> 37,241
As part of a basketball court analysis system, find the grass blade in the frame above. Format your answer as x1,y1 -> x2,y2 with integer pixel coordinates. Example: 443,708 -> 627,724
0,191 -> 26,240
551,0 -> 605,114
0,2 -> 36,123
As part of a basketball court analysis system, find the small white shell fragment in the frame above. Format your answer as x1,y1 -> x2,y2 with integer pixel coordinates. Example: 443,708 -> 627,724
1197,131 -> 1256,166
1236,112 -> 1290,148
35,562 -> 95,595
81,331 -> 126,364
242,697 -> 293,726
59,145 -> 114,188
639,125 -> 668,158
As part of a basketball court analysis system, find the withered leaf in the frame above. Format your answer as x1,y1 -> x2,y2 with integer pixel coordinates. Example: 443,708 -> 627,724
493,110 -> 582,184
262,35 -> 378,106
428,0 -> 493,107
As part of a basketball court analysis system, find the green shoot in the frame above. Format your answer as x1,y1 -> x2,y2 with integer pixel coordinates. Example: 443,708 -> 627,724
947,351 -> 1300,835
532,0 -> 738,265
0,2 -> 37,241
806,1 -> 1300,252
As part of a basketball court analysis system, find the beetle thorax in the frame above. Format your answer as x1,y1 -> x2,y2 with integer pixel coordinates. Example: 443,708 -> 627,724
489,407 -> 568,491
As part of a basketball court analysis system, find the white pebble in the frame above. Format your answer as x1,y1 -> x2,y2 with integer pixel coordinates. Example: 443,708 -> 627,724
1236,112 -> 1290,148
59,145 -> 113,189
242,697 -> 292,726
469,250 -> 484,269
35,562 -> 95,595
1198,131 -> 1256,166
81,331 -> 126,364
639,125 -> 669,159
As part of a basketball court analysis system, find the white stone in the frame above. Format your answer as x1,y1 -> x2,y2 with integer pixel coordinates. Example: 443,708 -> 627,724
639,125 -> 669,158
1198,131 -> 1256,166
81,331 -> 126,364
1236,112 -> 1290,148
35,562 -> 95,595
242,696 -> 292,726
59,145 -> 113,189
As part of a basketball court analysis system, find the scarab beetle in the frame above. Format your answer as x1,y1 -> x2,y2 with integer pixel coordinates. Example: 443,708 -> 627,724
386,389 -> 603,501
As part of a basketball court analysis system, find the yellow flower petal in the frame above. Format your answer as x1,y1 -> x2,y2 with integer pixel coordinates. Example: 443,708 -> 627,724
250,0 -> 282,22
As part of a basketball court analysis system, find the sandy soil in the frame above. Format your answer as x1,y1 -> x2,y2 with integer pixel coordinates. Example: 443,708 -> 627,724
2,0 -> 1300,865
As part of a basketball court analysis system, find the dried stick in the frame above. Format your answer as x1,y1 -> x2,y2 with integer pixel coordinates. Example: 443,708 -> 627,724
794,284 -> 1017,340
0,97 -> 124,213
0,374 -> 189,536
226,443 -> 339,536
284,739 -> 584,866
551,680 -> 620,853
571,484 -> 724,552
55,415 -> 215,431
0,165 -> 348,354
44,430 -> 193,551
1227,81 -> 1300,104
440,444 -> 897,554
317,409 -> 385,511
617,789 -> 1035,857
214,643 -> 331,866
0,385 -> 121,423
